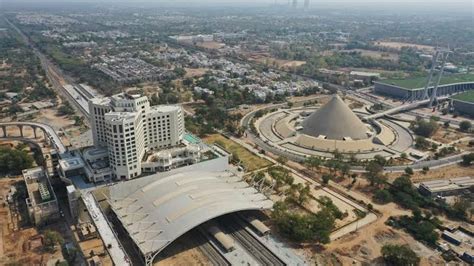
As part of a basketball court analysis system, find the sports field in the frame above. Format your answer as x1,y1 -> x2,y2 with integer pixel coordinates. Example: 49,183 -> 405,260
451,90 -> 474,103
379,73 -> 474,90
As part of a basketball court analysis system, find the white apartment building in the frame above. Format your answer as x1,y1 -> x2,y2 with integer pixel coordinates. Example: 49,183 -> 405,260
89,93 -> 184,179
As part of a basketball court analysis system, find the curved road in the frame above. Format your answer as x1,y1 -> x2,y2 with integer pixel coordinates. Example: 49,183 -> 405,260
0,121 -> 66,154
241,107 -> 468,173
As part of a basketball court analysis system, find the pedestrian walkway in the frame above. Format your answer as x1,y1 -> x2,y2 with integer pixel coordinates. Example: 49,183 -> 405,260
82,192 -> 130,266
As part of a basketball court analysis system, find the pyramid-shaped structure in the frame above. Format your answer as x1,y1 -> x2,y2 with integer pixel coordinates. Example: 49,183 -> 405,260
301,94 -> 368,140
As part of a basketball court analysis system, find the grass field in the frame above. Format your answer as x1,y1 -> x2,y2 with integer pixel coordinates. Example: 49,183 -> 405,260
203,134 -> 273,171
451,90 -> 474,103
379,73 -> 474,90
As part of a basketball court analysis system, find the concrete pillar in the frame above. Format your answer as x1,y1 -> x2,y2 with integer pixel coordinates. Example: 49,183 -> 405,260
43,130 -> 50,146
32,126 -> 37,139
18,125 -> 23,138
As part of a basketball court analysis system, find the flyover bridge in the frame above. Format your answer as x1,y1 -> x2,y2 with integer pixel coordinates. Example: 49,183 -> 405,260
0,122 -> 66,154
364,96 -> 449,120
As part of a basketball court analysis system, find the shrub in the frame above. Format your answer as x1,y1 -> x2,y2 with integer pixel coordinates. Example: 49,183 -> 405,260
381,244 -> 420,266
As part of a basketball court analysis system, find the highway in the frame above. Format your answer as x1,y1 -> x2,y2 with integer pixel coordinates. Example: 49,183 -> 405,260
5,18 -> 92,119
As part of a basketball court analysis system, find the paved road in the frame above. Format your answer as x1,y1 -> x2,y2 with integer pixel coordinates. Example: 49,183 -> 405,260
241,106 -> 469,173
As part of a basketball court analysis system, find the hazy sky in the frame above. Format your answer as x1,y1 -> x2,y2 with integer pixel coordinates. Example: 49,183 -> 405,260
2,0 -> 472,12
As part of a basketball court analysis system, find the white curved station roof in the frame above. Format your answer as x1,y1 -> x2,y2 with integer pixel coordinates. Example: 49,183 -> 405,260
108,170 -> 273,258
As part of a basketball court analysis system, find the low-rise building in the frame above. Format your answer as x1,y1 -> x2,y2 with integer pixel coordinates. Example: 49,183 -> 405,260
23,167 -> 60,225
418,177 -> 474,197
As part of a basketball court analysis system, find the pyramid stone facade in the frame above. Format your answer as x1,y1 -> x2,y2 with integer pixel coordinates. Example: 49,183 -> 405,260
301,95 -> 368,140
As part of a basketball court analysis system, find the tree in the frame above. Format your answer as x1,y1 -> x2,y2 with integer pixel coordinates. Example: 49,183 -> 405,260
304,156 -> 322,171
322,174 -> 331,185
451,197 -> 470,219
462,153 -> 474,166
404,167 -> 414,176
381,244 -> 420,266
57,102 -> 75,116
276,156 -> 288,165
271,201 -> 335,244
414,136 -> 430,150
44,230 -> 64,252
459,120 -> 472,132
0,147 -> 34,174
411,119 -> 439,137
373,189 -> 393,204
365,161 -> 385,187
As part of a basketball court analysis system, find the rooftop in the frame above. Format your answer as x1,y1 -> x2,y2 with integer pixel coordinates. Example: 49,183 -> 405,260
451,90 -> 474,103
377,73 -> 474,90
23,167 -> 56,205
59,156 -> 86,171
419,176 -> 474,193
107,170 -> 272,257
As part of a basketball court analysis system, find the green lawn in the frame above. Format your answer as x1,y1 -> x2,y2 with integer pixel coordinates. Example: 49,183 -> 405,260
451,90 -> 474,103
379,73 -> 474,90
203,134 -> 273,172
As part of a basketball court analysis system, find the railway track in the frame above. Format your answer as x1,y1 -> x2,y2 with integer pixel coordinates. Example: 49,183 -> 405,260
220,215 -> 286,266
193,229 -> 230,266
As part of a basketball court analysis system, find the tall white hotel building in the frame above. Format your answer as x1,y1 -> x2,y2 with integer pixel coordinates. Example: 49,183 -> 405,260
89,93 -> 184,179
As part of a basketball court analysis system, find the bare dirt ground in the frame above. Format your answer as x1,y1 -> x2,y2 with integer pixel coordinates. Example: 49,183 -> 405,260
0,177 -> 65,265
184,67 -> 209,78
154,231 -> 210,266
251,56 -> 306,69
432,127 -> 472,145
342,49 -> 399,61
324,201 -> 442,265
387,164 -> 474,183
374,41 -> 435,52
35,109 -> 75,130
195,41 -> 225,50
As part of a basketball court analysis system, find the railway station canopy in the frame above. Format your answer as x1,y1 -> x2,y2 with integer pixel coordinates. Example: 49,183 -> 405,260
107,170 -> 273,263
301,94 -> 369,140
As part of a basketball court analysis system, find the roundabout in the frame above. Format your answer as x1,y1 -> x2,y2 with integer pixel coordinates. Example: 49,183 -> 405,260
253,95 -> 414,160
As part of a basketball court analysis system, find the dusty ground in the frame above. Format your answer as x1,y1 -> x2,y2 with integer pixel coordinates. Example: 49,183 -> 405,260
184,67 -> 209,78
0,177 -> 65,265
342,49 -> 399,61
251,56 -> 306,69
431,126 -> 472,145
387,164 -> 474,183
154,231 -> 210,266
324,201 -> 443,265
195,41 -> 225,50
374,41 -> 435,52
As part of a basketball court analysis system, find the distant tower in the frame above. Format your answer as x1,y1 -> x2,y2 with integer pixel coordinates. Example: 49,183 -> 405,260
292,0 -> 298,8
304,0 -> 310,8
